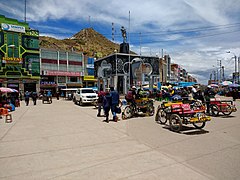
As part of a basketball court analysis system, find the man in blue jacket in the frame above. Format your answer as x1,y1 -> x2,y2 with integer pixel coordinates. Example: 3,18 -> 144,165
110,86 -> 120,122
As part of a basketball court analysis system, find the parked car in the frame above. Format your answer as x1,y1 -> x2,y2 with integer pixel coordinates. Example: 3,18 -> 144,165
73,88 -> 98,106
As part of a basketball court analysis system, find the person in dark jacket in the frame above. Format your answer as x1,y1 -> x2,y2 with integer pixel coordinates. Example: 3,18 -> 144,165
204,86 -> 216,114
110,86 -> 120,122
97,88 -> 105,117
32,92 -> 37,105
24,91 -> 30,106
232,88 -> 239,101
103,89 -> 112,123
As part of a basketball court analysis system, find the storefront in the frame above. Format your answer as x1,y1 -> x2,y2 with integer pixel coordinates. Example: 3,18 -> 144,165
0,15 -> 40,92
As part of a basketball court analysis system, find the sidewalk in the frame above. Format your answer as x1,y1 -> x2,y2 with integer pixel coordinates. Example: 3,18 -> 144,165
0,98 -> 239,179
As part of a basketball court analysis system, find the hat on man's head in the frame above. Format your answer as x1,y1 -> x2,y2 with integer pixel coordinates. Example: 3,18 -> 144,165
132,86 -> 136,89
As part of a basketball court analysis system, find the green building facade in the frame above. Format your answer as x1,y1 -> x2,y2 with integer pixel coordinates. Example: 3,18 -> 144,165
0,15 -> 40,92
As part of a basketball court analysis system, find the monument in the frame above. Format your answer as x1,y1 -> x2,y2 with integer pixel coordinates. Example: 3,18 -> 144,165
120,26 -> 129,54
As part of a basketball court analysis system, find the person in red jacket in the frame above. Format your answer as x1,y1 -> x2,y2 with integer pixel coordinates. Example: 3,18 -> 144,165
97,88 -> 105,117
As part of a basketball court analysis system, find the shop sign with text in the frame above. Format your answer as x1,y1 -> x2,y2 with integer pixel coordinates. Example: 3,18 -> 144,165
46,71 -> 81,77
1,23 -> 25,33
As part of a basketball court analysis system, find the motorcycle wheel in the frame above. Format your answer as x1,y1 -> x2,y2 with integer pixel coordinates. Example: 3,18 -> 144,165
169,114 -> 182,132
193,122 -> 206,129
122,105 -> 133,119
210,104 -> 219,116
155,108 -> 167,124
222,104 -> 232,116
147,105 -> 155,116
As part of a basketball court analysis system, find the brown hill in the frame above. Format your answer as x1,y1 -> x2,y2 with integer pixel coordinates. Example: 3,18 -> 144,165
39,28 -> 120,58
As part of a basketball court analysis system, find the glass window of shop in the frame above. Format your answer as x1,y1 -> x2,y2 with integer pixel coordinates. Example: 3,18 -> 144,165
41,62 -> 58,71
68,65 -> 83,72
68,53 -> 82,62
70,77 -> 77,82
24,55 -> 40,76
0,54 -> 2,67
59,52 -> 67,60
0,31 -> 3,45
22,36 -> 39,50
41,50 -> 58,60
7,33 -> 19,57
58,76 -> 66,83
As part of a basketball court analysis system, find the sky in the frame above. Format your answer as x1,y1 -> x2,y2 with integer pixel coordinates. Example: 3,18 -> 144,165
0,0 -> 240,85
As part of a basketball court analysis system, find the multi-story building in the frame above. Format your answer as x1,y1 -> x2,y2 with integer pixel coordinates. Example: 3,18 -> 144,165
159,56 -> 168,84
82,56 -> 97,88
170,63 -> 179,83
40,49 -> 84,94
0,15 -> 40,92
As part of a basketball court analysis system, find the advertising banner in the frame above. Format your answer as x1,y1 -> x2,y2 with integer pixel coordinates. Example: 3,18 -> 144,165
1,23 -> 25,33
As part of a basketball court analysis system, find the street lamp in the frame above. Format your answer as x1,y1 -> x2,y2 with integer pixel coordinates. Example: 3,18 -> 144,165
226,51 -> 238,83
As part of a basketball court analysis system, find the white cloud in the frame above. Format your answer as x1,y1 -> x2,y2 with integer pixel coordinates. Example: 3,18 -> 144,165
0,0 -> 239,84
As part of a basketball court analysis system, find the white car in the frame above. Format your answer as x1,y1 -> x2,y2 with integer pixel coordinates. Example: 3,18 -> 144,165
73,88 -> 98,106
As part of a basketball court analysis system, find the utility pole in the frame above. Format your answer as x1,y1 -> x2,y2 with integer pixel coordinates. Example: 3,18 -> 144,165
112,23 -> 114,41
217,59 -> 222,83
222,66 -> 225,81
226,51 -> 237,83
24,0 -> 27,22
139,32 -> 142,56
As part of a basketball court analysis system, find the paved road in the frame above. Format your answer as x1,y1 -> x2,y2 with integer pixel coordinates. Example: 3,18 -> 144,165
0,97 -> 239,180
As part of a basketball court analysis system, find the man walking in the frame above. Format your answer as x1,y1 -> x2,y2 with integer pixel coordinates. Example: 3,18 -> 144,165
110,86 -> 120,122
32,92 -> 37,105
24,91 -> 30,106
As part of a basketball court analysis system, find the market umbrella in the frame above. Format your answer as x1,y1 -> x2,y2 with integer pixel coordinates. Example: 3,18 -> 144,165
228,83 -> 240,88
221,81 -> 232,86
210,84 -> 219,88
0,87 -> 18,93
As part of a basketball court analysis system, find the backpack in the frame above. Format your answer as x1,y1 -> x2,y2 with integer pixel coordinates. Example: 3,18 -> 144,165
125,90 -> 133,100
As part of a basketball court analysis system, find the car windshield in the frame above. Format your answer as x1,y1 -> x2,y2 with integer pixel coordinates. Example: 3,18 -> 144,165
82,89 -> 95,93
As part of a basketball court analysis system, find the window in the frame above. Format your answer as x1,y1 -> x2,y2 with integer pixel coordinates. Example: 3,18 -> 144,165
22,36 -> 39,49
70,77 -> 77,82
7,33 -> 19,58
24,54 -> 40,76
82,89 -> 94,93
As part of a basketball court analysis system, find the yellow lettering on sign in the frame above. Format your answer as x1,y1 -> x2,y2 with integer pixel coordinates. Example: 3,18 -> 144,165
2,57 -> 23,62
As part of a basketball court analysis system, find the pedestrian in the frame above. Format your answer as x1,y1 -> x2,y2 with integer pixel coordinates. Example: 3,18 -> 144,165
125,86 -> 137,111
97,88 -> 105,117
24,91 -> 30,106
32,92 -> 37,105
232,88 -> 238,101
110,86 -> 120,122
56,91 -> 60,100
204,86 -> 216,114
103,88 -> 112,123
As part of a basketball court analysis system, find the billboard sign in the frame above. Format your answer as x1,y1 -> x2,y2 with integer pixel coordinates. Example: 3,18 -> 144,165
1,23 -> 26,33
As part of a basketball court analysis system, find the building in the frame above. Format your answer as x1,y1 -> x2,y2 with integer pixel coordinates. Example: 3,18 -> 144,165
82,56 -> 97,88
94,53 -> 160,94
0,15 -> 40,92
40,49 -> 84,94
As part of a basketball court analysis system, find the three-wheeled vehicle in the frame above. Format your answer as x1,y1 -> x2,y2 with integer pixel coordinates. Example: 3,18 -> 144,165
122,97 -> 155,119
42,94 -> 52,104
156,102 -> 211,132
209,98 -> 237,116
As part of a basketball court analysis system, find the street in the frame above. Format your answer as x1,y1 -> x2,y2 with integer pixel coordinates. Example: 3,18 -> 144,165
0,97 -> 240,180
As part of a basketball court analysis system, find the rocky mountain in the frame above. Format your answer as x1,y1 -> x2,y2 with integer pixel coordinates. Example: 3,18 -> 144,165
39,28 -> 120,58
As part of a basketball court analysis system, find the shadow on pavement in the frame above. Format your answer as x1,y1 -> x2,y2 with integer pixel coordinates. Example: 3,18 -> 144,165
163,125 -> 209,135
